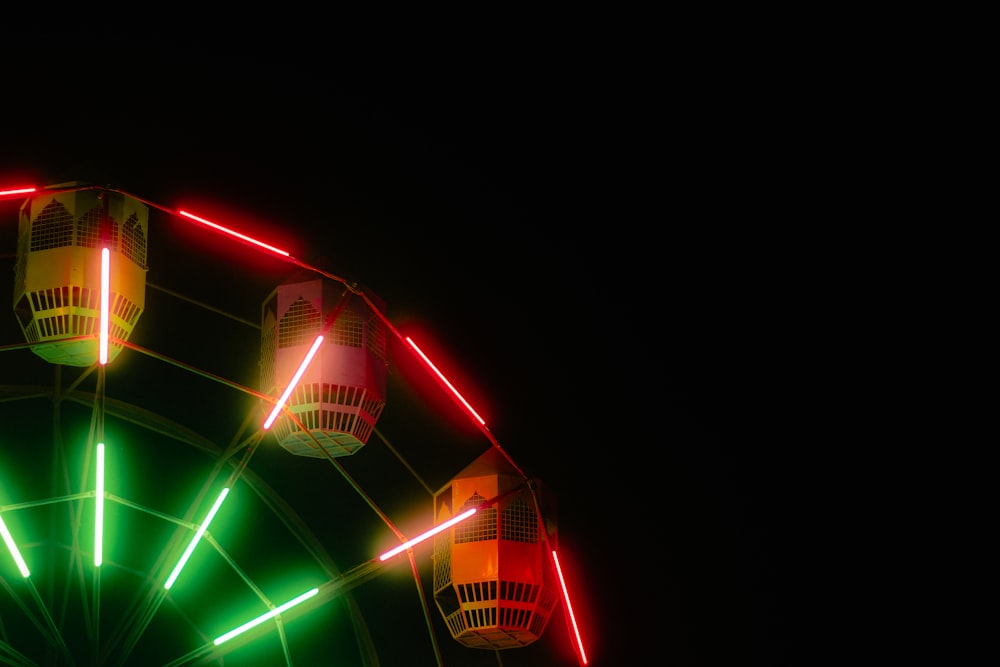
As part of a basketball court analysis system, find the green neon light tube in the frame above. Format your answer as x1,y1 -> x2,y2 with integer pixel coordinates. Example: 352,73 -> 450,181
0,514 -> 30,577
95,442 -> 105,567
213,587 -> 319,646
164,487 -> 230,590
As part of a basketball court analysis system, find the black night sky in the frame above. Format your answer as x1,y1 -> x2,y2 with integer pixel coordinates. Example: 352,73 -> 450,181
0,36 -> 813,667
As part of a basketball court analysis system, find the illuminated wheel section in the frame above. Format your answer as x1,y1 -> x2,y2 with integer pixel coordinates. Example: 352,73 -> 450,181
0,386 -> 376,666
0,183 -> 589,667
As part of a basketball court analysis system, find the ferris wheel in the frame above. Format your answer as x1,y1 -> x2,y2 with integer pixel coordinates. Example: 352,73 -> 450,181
0,182 -> 589,666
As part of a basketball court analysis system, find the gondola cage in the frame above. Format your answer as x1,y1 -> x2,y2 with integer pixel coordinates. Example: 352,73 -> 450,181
260,272 -> 388,457
433,447 -> 560,650
12,187 -> 148,366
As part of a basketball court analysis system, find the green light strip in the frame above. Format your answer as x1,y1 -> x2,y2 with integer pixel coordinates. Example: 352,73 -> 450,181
213,587 -> 319,646
94,442 -> 105,567
0,514 -> 30,577
164,487 -> 230,590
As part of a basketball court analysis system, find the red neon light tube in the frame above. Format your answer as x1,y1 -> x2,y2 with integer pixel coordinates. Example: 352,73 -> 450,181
378,508 -> 477,561
177,210 -> 291,257
0,186 -> 36,198
552,549 -> 588,665
405,336 -> 486,425
99,248 -> 110,365
263,335 -> 324,430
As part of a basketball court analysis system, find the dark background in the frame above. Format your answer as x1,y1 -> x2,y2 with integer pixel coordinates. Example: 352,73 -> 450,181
0,36 -> 812,666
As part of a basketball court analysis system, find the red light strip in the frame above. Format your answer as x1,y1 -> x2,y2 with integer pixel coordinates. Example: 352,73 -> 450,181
263,335 -> 324,430
551,549 -> 588,665
405,336 -> 486,425
177,210 -> 291,257
378,507 -> 477,561
99,248 -> 110,365
0,186 -> 36,198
